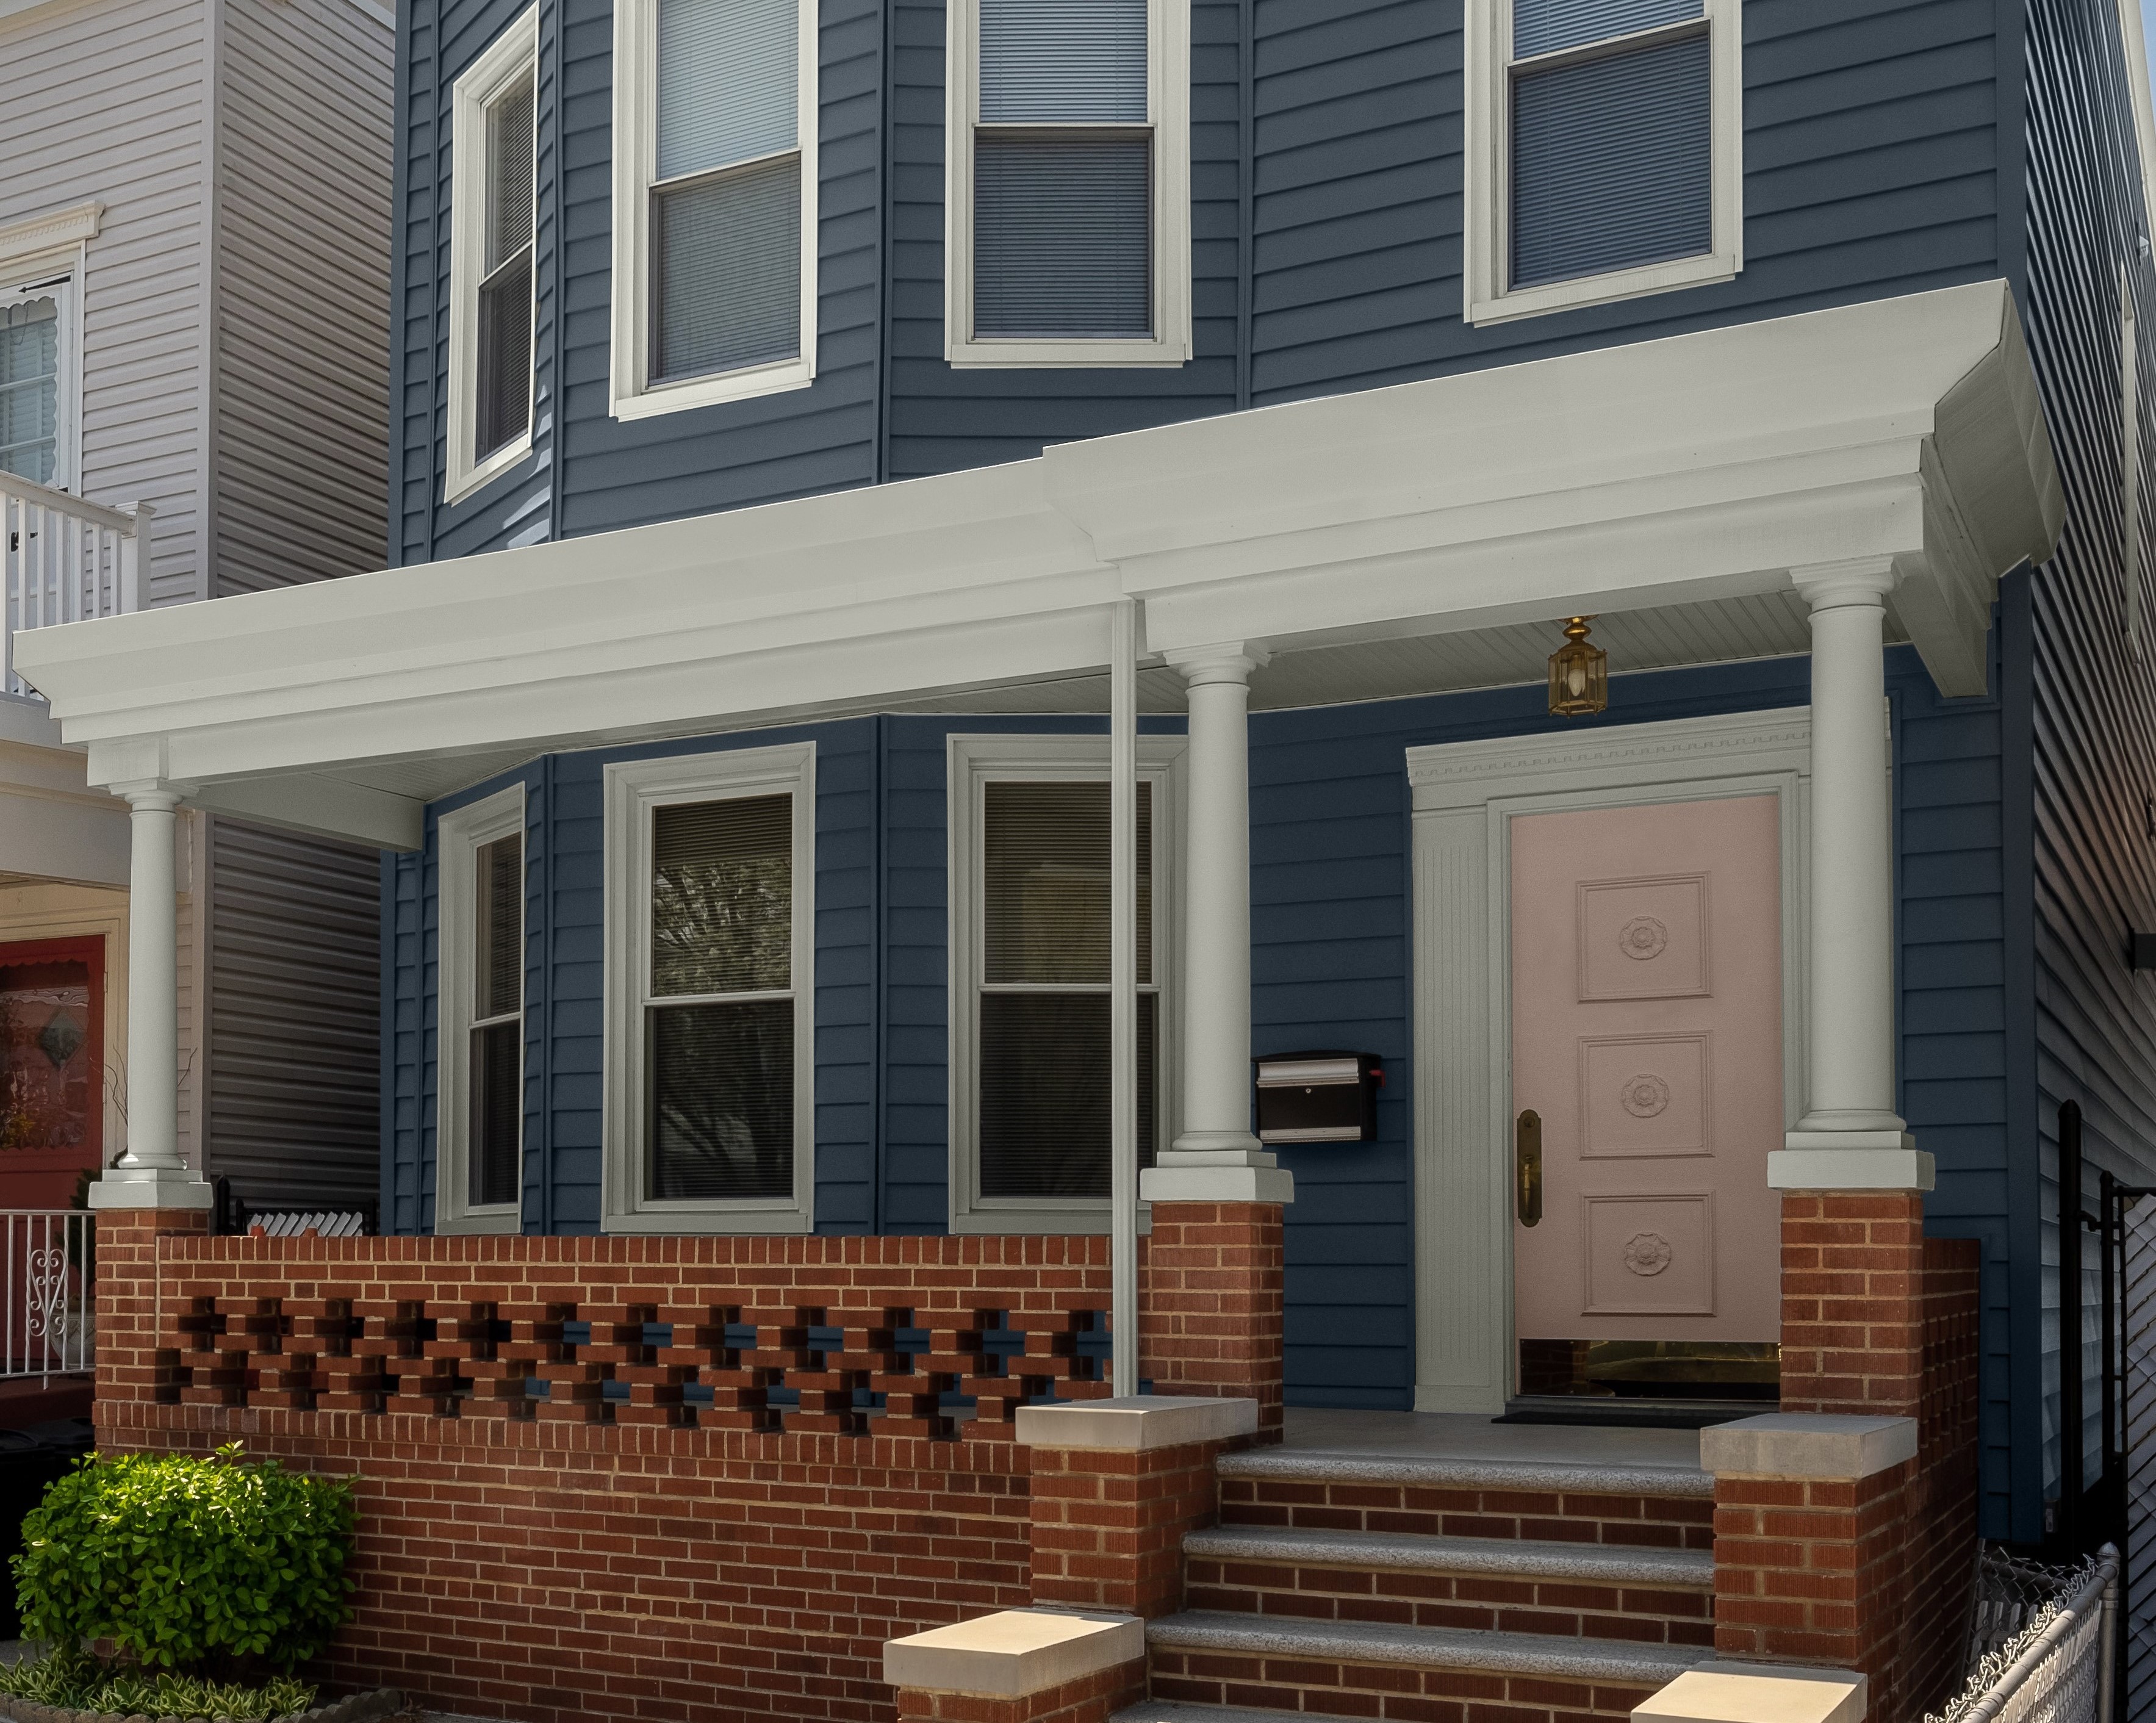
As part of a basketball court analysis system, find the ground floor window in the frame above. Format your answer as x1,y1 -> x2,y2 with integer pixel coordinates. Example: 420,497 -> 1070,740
435,786 -> 526,1233
602,743 -> 816,1233
948,734 -> 1181,1233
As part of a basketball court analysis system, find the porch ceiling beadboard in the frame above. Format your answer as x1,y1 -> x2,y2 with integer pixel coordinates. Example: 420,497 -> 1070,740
16,280 -> 2058,848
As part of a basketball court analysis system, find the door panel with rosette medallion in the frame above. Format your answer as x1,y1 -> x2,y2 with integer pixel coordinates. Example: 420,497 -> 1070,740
1511,795 -> 1781,1400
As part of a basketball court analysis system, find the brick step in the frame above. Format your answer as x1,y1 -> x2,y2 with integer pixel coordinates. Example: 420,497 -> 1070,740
1146,1610 -> 1707,1722
1182,1523 -> 1715,1646
1215,1445 -> 1714,1552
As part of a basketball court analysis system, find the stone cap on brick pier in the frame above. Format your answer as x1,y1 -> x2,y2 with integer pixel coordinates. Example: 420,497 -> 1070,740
1633,1661 -> 1866,1723
884,1608 -> 1143,1696
1015,1394 -> 1258,1450
1699,1414 -> 1917,1480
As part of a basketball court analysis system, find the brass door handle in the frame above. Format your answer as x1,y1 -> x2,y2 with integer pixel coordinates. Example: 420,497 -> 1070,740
1515,1109 -> 1543,1227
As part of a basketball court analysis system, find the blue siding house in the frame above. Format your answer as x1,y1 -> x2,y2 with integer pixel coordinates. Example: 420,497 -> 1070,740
21,0 -> 2156,1567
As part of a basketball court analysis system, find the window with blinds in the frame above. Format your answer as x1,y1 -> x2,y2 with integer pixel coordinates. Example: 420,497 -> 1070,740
976,780 -> 1157,1203
476,70 -> 536,460
650,0 -> 802,382
469,832 -> 524,1210
1506,0 -> 1711,290
969,0 -> 1153,341
0,298 -> 60,486
644,794 -> 796,1202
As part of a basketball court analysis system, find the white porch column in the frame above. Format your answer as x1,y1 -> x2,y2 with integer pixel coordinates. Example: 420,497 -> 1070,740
1141,644 -> 1292,1204
92,783 -> 211,1209
1770,559 -> 1933,1193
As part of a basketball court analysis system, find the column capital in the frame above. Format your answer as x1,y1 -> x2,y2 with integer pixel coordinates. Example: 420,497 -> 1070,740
109,782 -> 191,811
1790,556 -> 1900,611
1164,641 -> 1270,686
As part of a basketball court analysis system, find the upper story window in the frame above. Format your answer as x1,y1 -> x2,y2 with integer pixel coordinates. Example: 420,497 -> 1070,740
944,0 -> 1191,369
436,785 -> 526,1234
603,743 -> 816,1233
1464,0 -> 1741,325
447,9 -> 539,505
611,0 -> 818,418
1,279 -> 77,491
947,735 -> 1182,1233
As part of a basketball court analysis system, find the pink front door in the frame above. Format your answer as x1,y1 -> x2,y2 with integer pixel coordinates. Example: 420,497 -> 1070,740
1510,795 -> 1783,1359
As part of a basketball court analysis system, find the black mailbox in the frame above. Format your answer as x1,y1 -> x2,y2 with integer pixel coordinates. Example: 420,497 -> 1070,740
1254,1051 -> 1382,1143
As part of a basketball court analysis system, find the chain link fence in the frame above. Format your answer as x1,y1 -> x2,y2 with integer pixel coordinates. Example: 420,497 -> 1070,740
1923,1546 -> 2119,1723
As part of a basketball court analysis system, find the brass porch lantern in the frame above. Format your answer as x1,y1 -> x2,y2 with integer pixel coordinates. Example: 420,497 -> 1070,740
1547,616 -> 1608,717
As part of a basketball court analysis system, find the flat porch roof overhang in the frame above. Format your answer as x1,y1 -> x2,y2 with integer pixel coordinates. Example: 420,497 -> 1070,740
14,279 -> 2061,852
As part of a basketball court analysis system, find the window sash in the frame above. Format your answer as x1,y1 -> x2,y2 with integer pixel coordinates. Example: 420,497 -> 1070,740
611,760 -> 813,1229
971,773 -> 1163,1209
435,785 -> 526,1232
611,0 -> 817,414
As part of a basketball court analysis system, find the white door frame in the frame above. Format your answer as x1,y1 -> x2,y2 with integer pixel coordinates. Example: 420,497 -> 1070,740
1406,707 -> 1822,1413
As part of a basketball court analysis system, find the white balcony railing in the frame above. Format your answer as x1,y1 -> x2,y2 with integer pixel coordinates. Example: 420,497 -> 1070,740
0,1211 -> 93,1382
1,470 -> 149,700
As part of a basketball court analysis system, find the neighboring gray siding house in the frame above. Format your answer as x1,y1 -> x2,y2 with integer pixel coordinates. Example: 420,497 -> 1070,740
0,0 -> 391,1212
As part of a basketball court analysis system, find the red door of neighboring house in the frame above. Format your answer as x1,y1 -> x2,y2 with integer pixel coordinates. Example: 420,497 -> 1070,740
0,938 -> 104,1210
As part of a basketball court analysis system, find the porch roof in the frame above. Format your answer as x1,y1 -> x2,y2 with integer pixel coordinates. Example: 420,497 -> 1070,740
15,279 -> 2060,851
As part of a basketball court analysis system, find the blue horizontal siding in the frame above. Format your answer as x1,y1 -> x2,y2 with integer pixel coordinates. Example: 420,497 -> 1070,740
381,655 -> 2013,1450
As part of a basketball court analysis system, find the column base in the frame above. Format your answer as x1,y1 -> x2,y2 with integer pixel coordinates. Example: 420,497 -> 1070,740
1769,1143 -> 1933,1192
1144,1145 -> 1294,1203
89,1169 -> 215,1209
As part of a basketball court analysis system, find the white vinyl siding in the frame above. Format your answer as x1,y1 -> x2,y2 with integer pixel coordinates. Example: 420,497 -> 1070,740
602,744 -> 816,1234
1464,0 -> 1742,325
0,0 -> 207,604
944,0 -> 1190,368
609,0 -> 817,418
446,8 -> 538,504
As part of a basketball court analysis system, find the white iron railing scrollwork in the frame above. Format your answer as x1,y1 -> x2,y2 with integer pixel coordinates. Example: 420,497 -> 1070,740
0,1211 -> 95,1382
1,471 -> 149,700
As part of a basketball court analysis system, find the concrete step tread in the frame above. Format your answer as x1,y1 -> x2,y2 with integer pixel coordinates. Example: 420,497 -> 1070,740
1113,1706 -> 1369,1723
1216,1445 -> 1714,1499
1183,1522 -> 1715,1587
1146,1609 -> 1709,1688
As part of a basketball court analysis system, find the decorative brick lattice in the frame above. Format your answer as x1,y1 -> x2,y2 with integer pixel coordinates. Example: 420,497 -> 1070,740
162,1239 -> 1114,1438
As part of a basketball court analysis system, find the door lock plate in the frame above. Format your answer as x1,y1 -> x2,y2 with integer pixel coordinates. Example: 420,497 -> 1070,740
1516,1109 -> 1543,1227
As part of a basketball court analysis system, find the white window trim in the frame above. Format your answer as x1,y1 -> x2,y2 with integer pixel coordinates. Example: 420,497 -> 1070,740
2124,258 -> 2144,656
445,7 -> 540,506
943,0 -> 1191,369
946,733 -> 1186,1234
436,783 -> 528,1236
1462,0 -> 1743,327
1,264 -> 82,494
608,0 -> 819,420
602,741 -> 817,1234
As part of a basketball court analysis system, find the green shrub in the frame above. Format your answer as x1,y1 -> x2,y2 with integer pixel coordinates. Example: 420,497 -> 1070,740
0,1650 -> 316,1721
13,1444 -> 355,1670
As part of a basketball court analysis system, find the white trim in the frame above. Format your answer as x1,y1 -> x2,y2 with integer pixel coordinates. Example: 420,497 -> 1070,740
445,8 -> 540,507
1406,708 -> 1820,1414
2125,258 -> 2143,655
2116,0 -> 2156,253
1463,0 -> 1742,326
608,0 -> 819,419
0,203 -> 99,279
943,0 -> 1191,369
602,741 -> 816,1233
434,783 -> 527,1234
946,733 -> 1185,1234
20,285 -> 2061,843
0,269 -> 81,493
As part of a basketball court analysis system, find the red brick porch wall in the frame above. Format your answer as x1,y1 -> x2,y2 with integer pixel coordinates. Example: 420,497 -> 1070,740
1715,1196 -> 1982,1721
95,1217 -> 1132,1723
